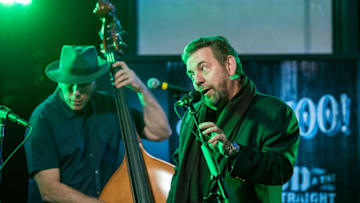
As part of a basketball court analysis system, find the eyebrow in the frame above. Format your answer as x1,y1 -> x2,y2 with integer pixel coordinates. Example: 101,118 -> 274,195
186,61 -> 207,75
197,61 -> 206,68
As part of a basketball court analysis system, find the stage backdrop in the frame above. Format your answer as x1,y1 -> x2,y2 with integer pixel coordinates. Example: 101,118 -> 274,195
166,59 -> 360,203
1,58 -> 358,202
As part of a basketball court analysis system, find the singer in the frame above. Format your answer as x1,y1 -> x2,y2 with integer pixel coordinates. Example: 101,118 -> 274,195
23,45 -> 171,203
167,36 -> 300,203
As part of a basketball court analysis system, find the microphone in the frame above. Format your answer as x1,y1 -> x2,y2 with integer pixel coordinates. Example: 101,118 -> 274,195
175,91 -> 202,106
147,78 -> 189,93
0,105 -> 31,128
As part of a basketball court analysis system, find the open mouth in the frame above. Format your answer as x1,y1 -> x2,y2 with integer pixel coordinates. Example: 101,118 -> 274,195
202,88 -> 211,96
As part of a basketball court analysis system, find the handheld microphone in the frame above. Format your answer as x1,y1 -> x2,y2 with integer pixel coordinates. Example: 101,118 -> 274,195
0,105 -> 31,128
175,91 -> 202,107
147,78 -> 189,93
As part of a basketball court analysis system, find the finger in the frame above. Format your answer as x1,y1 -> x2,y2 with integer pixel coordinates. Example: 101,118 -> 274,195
199,122 -> 216,130
114,80 -> 132,89
113,73 -> 129,86
112,62 -> 131,80
114,73 -> 128,81
209,139 -> 218,149
208,136 -> 226,155
208,138 -> 224,154
113,69 -> 128,80
202,126 -> 219,135
208,133 -> 222,143
112,61 -> 128,69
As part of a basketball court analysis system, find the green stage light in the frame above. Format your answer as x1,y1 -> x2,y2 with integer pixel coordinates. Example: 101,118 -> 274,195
16,0 -> 31,5
0,0 -> 15,5
0,0 -> 31,5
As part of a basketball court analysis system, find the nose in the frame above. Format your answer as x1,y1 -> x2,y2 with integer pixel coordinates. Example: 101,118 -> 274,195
72,84 -> 81,97
194,72 -> 205,89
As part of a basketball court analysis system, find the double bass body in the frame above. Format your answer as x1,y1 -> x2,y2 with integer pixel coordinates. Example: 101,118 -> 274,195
99,144 -> 174,203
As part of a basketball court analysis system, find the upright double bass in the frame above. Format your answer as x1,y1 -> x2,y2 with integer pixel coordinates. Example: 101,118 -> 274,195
93,1 -> 174,202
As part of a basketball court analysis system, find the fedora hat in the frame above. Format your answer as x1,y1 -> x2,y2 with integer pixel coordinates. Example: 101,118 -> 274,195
45,45 -> 109,84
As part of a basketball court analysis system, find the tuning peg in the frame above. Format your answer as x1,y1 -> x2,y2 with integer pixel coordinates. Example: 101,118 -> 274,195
119,41 -> 128,48
120,30 -> 127,37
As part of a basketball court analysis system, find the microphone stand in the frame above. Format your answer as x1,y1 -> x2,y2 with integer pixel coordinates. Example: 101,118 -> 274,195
185,103 -> 229,203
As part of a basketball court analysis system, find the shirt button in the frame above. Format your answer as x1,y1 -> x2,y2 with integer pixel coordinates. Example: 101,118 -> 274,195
95,170 -> 99,174
89,153 -> 94,157
236,177 -> 246,182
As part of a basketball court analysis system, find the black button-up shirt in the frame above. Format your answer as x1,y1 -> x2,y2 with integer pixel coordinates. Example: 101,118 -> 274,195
24,89 -> 144,202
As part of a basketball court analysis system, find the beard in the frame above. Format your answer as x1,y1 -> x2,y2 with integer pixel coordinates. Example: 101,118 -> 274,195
203,88 -> 228,110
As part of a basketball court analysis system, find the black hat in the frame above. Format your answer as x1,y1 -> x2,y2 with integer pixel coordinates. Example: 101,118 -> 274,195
45,45 -> 109,84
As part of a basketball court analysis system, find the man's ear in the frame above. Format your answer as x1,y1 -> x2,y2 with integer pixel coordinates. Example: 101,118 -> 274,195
225,55 -> 237,76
